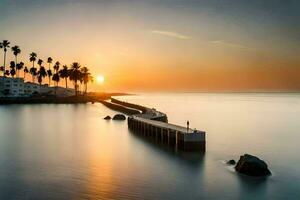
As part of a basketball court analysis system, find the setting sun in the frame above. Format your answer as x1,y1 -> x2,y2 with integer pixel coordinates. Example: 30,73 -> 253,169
96,75 -> 105,84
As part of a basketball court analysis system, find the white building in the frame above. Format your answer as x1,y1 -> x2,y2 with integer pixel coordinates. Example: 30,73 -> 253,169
0,76 -> 75,97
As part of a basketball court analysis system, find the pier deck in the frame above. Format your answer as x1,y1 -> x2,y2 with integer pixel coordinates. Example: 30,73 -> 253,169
132,116 -> 199,134
102,98 -> 206,151
128,116 -> 206,151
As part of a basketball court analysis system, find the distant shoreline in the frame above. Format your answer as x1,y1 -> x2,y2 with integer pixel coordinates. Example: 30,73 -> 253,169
0,92 -> 130,105
128,91 -> 300,95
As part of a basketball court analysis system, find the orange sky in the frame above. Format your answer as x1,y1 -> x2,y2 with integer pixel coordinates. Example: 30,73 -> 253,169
0,0 -> 299,92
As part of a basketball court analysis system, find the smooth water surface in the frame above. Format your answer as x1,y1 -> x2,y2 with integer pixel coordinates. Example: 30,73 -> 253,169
0,93 -> 300,199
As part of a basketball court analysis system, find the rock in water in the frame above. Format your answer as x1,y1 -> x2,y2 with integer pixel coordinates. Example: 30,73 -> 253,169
235,154 -> 271,177
227,159 -> 236,165
113,114 -> 126,120
104,116 -> 111,120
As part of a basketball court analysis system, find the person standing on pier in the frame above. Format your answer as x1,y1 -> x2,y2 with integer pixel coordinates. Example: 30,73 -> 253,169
187,120 -> 189,133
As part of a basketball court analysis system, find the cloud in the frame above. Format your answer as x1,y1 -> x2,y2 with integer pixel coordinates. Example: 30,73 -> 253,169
211,40 -> 250,50
151,30 -> 190,40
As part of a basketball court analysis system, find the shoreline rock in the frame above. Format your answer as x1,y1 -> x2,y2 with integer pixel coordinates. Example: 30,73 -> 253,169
104,116 -> 111,120
235,154 -> 271,177
112,114 -> 126,120
227,159 -> 236,165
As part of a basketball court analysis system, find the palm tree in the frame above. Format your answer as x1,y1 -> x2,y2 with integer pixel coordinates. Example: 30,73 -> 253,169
59,65 -> 69,89
53,61 -> 60,73
29,53 -> 37,83
69,62 -> 81,95
0,40 -> 10,76
52,73 -> 60,95
16,62 -> 24,78
47,69 -> 52,86
11,46 -> 21,77
52,73 -> 60,86
47,57 -> 53,85
47,57 -> 53,70
4,70 -> 10,76
38,66 -> 47,85
37,59 -> 43,67
37,59 -> 46,85
30,67 -> 37,83
10,61 -> 16,77
29,52 -> 37,69
80,67 -> 93,94
79,72 -> 84,94
23,66 -> 29,79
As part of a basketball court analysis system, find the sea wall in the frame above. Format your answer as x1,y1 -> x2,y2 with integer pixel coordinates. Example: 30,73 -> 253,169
111,98 -> 148,113
99,100 -> 141,115
111,98 -> 168,122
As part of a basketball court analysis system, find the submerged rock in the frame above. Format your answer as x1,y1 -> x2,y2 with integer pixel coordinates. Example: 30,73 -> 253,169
227,159 -> 236,165
235,154 -> 271,177
112,114 -> 126,120
104,116 -> 111,120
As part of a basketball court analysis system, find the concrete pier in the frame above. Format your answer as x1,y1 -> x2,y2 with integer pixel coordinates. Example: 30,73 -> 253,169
128,116 -> 205,151
101,98 -> 206,152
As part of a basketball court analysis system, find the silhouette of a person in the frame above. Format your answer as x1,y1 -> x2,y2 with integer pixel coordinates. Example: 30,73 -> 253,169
187,120 -> 189,133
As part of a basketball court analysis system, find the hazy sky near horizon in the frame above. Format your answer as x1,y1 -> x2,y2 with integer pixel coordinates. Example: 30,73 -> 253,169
0,0 -> 300,91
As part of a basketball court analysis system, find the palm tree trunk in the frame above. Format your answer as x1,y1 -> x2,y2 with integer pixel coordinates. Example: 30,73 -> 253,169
75,81 -> 78,96
3,51 -> 6,76
15,56 -> 19,78
65,78 -> 68,89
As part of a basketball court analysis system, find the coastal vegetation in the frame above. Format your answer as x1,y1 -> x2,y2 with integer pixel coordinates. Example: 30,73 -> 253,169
0,39 -> 94,95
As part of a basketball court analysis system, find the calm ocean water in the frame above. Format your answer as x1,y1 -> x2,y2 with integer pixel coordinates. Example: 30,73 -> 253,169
0,93 -> 300,199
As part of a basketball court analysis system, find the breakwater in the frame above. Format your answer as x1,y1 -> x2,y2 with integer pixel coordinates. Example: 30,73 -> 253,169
99,100 -> 141,115
103,98 -> 206,151
111,98 -> 168,122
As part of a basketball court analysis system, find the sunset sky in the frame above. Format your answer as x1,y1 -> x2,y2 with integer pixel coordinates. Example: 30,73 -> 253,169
0,0 -> 299,92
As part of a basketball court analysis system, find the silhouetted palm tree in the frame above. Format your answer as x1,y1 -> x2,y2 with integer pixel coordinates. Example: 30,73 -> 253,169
81,67 -> 93,94
37,59 -> 46,85
47,57 -> 53,70
4,70 -> 9,76
37,59 -> 43,67
38,66 -> 47,85
79,72 -> 84,94
52,73 -> 60,95
69,62 -> 81,95
29,52 -> 37,69
53,61 -> 60,73
47,57 -> 53,85
10,61 -> 16,77
47,69 -> 52,86
59,65 -> 69,89
30,67 -> 37,83
16,62 -> 24,78
0,40 -> 10,76
11,46 -> 21,77
23,66 -> 29,79
52,73 -> 60,86
29,53 -> 37,82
